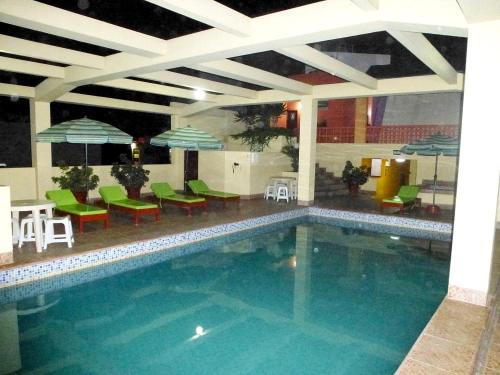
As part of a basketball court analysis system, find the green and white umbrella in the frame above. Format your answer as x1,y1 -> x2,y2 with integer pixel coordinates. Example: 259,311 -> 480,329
37,117 -> 133,195
394,133 -> 459,206
151,126 -> 223,190
150,126 -> 223,150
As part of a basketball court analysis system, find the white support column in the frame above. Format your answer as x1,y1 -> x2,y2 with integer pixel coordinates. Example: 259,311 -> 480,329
297,96 -> 318,205
448,20 -> 500,306
169,113 -> 185,191
29,100 -> 52,199
0,186 -> 13,263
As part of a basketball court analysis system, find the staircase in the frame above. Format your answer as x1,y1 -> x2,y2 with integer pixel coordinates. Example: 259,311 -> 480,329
314,163 -> 346,198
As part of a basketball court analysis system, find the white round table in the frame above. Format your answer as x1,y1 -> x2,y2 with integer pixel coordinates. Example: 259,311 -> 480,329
11,199 -> 55,253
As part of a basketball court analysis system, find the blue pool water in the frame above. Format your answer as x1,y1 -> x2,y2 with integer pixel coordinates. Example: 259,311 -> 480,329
0,219 -> 450,374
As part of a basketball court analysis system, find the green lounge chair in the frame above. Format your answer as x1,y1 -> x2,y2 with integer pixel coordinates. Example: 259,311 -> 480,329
46,189 -> 109,233
151,182 -> 207,216
381,185 -> 421,213
98,186 -> 160,225
187,179 -> 240,207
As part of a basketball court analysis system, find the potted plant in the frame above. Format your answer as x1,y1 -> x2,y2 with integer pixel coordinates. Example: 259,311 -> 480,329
110,156 -> 150,199
341,160 -> 369,194
52,162 -> 99,203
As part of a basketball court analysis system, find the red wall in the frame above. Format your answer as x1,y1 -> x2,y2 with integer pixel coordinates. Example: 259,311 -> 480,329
276,71 -> 356,130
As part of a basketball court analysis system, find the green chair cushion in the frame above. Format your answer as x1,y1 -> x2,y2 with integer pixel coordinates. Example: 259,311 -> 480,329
188,180 -> 210,194
398,185 -> 420,199
163,195 -> 205,203
99,186 -> 127,203
151,182 -> 176,197
46,189 -> 78,206
203,190 -> 239,198
57,204 -> 107,216
111,199 -> 158,210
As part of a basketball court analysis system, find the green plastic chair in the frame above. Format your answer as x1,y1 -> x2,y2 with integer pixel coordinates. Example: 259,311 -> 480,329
98,186 -> 160,225
187,179 -> 240,208
381,185 -> 421,213
46,189 -> 109,233
151,182 -> 206,215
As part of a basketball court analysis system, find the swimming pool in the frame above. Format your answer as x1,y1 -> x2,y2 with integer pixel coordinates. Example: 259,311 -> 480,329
0,217 -> 450,374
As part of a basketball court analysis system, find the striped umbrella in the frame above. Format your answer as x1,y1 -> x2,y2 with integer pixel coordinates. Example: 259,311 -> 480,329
37,117 -> 133,195
151,126 -> 223,191
150,126 -> 223,150
394,133 -> 459,207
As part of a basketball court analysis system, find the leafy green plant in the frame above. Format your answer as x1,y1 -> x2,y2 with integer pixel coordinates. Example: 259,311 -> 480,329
233,103 -> 287,128
52,162 -> 99,192
231,128 -> 292,152
341,160 -> 369,187
110,158 -> 150,189
281,142 -> 299,172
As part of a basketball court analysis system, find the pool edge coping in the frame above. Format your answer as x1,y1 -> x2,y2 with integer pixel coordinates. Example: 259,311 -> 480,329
0,207 -> 452,289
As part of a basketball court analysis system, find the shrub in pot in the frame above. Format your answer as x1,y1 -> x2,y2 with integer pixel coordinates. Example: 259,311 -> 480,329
110,158 -> 150,199
52,162 -> 99,203
341,160 -> 369,194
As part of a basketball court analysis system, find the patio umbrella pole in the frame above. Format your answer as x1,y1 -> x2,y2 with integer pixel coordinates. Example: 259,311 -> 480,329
85,143 -> 88,202
432,153 -> 438,206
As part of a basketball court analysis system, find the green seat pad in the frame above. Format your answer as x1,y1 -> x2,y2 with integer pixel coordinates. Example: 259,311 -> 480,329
112,199 -> 158,210
398,185 -> 420,199
382,196 -> 414,204
57,204 -> 107,216
151,182 -> 176,197
187,179 -> 210,194
163,194 -> 205,203
203,190 -> 239,199
46,189 -> 78,206
99,186 -> 127,203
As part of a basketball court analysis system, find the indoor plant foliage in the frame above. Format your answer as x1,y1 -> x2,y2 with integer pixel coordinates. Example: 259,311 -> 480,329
231,103 -> 289,151
341,160 -> 369,193
110,155 -> 150,198
281,141 -> 299,172
52,162 -> 99,203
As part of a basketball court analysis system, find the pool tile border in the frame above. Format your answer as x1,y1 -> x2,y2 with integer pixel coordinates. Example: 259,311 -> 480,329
0,207 -> 452,293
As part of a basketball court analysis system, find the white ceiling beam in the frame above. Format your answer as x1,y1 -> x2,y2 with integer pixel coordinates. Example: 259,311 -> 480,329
277,45 -> 377,89
215,74 -> 464,107
35,78 -> 77,102
456,0 -> 500,23
96,79 -> 218,102
0,56 -> 65,78
137,71 -> 258,99
178,102 -> 219,117
0,0 -> 168,57
0,35 -> 105,69
192,60 -> 313,95
63,1 -> 384,86
57,93 -> 179,115
388,30 -> 457,84
0,83 -> 35,99
144,0 -> 252,37
380,0 -> 467,37
350,0 -> 379,11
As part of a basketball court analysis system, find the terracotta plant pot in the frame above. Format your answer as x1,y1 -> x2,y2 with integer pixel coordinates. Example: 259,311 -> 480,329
348,183 -> 359,195
126,186 -> 141,199
72,191 -> 88,203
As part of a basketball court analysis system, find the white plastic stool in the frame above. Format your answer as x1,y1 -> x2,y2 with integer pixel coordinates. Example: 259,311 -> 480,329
264,184 -> 275,200
11,217 -> 19,245
276,185 -> 290,203
18,214 -> 48,248
43,216 -> 74,249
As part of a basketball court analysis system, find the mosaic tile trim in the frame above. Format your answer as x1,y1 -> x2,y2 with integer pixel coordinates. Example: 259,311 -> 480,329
0,207 -> 452,298
308,207 -> 452,240
0,209 -> 308,290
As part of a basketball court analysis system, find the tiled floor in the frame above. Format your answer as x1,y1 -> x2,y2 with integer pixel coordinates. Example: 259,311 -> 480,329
4,192 -> 498,374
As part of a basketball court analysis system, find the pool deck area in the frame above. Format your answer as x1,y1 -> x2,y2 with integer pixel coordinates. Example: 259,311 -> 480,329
2,193 -> 499,374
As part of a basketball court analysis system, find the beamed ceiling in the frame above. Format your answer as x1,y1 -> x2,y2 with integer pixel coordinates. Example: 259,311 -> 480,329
0,0 -> 498,117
